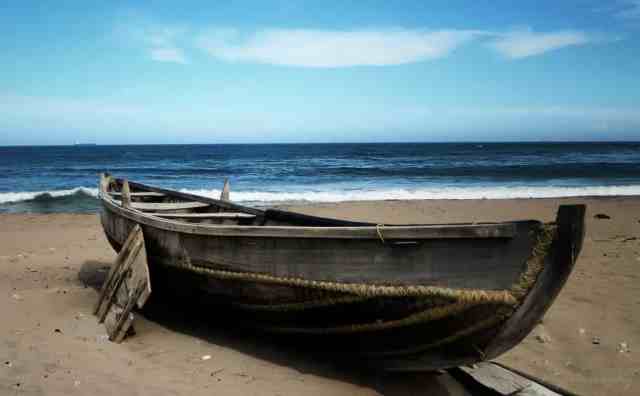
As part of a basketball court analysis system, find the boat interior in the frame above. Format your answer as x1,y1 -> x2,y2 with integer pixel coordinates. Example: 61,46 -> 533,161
103,176 -> 374,227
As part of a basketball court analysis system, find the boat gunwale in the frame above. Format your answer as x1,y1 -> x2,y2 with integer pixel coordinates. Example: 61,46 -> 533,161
99,176 -> 534,239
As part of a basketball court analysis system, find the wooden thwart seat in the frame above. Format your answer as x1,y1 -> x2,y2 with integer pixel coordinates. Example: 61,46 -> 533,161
153,212 -> 256,219
110,191 -> 166,197
127,201 -> 210,211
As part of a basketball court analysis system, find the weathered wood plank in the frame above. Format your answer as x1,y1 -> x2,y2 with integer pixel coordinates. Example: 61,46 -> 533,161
128,201 -> 210,211
153,212 -> 256,219
220,178 -> 230,201
94,225 -> 142,318
121,179 -> 132,208
100,212 -> 536,289
112,312 -> 134,343
127,242 -> 152,309
103,198 -> 518,239
110,191 -> 166,197
103,303 -> 125,339
96,237 -> 141,322
110,285 -> 145,343
125,179 -> 264,216
103,177 -> 518,239
94,225 -> 151,343
456,363 -> 561,395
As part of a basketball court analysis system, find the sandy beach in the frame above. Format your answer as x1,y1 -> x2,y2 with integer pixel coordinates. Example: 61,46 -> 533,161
1,197 -> 638,395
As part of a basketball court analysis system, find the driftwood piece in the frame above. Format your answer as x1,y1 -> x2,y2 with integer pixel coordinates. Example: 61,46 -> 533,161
455,363 -> 562,395
220,178 -> 230,201
94,225 -> 151,343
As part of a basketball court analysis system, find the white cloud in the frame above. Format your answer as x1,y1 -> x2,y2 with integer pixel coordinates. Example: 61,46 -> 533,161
143,27 -> 190,64
116,14 -> 610,66
150,47 -> 188,64
197,28 -> 484,67
114,17 -> 190,64
489,29 -> 592,59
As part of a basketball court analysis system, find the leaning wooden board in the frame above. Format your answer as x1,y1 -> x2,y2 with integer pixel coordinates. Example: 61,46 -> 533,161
452,362 -> 570,395
94,225 -> 152,343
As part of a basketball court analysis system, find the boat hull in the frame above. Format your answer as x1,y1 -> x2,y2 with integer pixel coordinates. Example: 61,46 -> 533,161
99,181 -> 585,370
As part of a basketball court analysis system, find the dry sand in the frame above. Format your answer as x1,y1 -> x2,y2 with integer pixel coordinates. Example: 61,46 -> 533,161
1,197 -> 639,395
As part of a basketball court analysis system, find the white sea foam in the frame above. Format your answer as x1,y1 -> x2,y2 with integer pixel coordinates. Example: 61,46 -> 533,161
182,185 -> 640,203
0,187 -> 99,204
2,185 -> 640,206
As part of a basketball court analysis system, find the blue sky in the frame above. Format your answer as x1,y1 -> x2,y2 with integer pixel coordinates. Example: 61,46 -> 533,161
1,0 -> 639,145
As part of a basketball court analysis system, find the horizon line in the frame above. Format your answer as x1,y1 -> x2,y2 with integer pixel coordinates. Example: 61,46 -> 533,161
1,139 -> 640,147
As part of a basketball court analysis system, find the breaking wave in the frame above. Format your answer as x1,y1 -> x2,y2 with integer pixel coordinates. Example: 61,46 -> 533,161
181,185 -> 640,203
2,184 -> 640,213
0,188 -> 100,213
0,187 -> 99,204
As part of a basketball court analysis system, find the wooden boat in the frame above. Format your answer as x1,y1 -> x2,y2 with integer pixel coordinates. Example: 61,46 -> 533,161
98,173 -> 585,371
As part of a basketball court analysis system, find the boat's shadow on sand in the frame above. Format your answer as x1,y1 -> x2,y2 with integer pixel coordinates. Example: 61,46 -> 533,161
79,260 -> 476,396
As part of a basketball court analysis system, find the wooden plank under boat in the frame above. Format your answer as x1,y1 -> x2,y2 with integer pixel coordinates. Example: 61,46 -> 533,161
98,173 -> 585,370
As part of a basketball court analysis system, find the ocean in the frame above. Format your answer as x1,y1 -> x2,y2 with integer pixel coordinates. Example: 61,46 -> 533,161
1,142 -> 639,213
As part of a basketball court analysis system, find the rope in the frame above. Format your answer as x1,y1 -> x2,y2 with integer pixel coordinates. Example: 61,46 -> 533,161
510,224 -> 556,300
233,295 -> 374,312
151,224 -> 559,357
167,224 -> 557,307
160,223 -> 557,347
168,260 -> 518,303
366,314 -> 506,358
257,299 -> 509,335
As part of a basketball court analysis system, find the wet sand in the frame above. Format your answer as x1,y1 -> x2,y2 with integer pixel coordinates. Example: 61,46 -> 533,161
1,197 -> 639,395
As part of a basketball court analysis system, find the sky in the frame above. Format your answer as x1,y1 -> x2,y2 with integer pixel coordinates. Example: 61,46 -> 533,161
0,0 -> 639,145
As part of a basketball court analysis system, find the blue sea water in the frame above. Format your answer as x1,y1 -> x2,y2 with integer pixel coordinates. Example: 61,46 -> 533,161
1,142 -> 640,213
